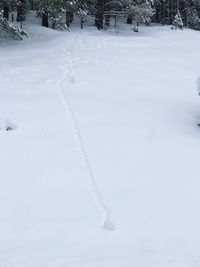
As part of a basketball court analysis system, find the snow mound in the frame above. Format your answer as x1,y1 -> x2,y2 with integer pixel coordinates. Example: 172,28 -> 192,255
0,119 -> 17,132
101,219 -> 116,231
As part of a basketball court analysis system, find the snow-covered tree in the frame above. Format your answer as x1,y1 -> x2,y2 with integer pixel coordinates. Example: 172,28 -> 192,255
48,0 -> 68,30
151,0 -> 200,30
36,0 -> 69,30
126,0 -> 154,28
1,0 -> 9,20
65,0 -> 75,26
95,0 -> 106,29
0,9 -> 27,39
186,6 -> 200,30
71,0 -> 91,29
37,0 -> 92,30
104,0 -> 127,27
173,10 -> 183,29
94,0 -> 154,30
16,0 -> 30,22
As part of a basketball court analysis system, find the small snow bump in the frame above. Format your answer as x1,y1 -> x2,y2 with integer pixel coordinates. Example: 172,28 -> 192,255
101,219 -> 116,231
68,76 -> 76,83
0,119 -> 17,132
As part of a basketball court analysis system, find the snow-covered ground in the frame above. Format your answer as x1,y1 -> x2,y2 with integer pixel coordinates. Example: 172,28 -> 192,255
1,16 -> 200,267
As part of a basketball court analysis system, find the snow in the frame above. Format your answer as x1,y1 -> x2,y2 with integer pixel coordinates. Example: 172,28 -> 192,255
196,76 -> 200,95
1,16 -> 200,267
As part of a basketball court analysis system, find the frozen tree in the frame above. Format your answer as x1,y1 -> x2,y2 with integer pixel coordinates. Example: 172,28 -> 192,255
16,0 -> 30,22
95,0 -> 106,29
36,0 -> 69,30
39,0 -> 91,30
94,0 -> 154,30
1,0 -> 9,20
126,0 -> 154,30
152,0 -> 200,30
71,0 -> 91,29
65,0 -> 75,26
49,1 -> 67,30
153,0 -> 177,25
0,9 -> 27,39
104,0 -> 127,27
186,6 -> 200,30
173,10 -> 183,29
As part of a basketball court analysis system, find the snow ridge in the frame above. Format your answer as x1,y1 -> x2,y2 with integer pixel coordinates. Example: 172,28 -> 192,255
56,64 -> 115,231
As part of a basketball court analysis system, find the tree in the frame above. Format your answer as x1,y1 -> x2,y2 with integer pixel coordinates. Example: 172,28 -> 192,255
152,0 -> 200,30
126,0 -> 154,29
94,0 -> 154,30
0,9 -> 27,39
104,0 -> 127,27
95,0 -> 106,29
185,5 -> 200,30
16,0 -> 30,22
65,0 -> 75,27
71,0 -> 91,29
2,0 -> 9,20
36,0 -> 68,30
94,0 -> 127,29
173,10 -> 183,29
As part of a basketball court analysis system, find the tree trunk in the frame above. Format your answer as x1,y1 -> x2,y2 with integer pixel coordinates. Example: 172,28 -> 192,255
16,1 -> 26,22
127,15 -> 132,24
3,5 -> 9,20
114,16 -> 117,27
52,20 -> 56,29
66,11 -> 74,26
42,10 -> 49,28
95,0 -> 104,30
105,15 -> 110,27
81,17 -> 84,29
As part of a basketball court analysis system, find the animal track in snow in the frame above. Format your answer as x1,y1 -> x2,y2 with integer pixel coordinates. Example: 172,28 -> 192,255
55,39 -> 115,230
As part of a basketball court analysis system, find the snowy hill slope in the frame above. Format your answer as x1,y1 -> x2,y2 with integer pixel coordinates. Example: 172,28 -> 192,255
1,21 -> 200,267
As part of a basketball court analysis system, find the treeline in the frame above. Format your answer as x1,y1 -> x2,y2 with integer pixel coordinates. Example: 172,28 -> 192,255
154,0 -> 200,30
1,0 -> 200,39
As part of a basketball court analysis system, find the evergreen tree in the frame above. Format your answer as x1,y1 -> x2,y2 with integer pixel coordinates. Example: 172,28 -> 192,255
104,0 -> 127,27
126,0 -> 154,29
16,0 -> 30,22
65,0 -> 75,27
36,0 -> 69,30
173,10 -> 183,29
2,0 -> 10,20
0,9 -> 27,39
95,0 -> 106,30
71,0 -> 91,29
186,6 -> 200,30
48,0 -> 68,30
152,0 -> 200,29
153,0 -> 177,25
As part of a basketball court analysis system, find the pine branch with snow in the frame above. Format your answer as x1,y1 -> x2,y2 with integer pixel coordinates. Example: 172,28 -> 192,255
0,10 -> 28,40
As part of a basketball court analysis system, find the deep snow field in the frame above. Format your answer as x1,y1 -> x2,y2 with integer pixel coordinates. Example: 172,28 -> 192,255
1,14 -> 200,267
